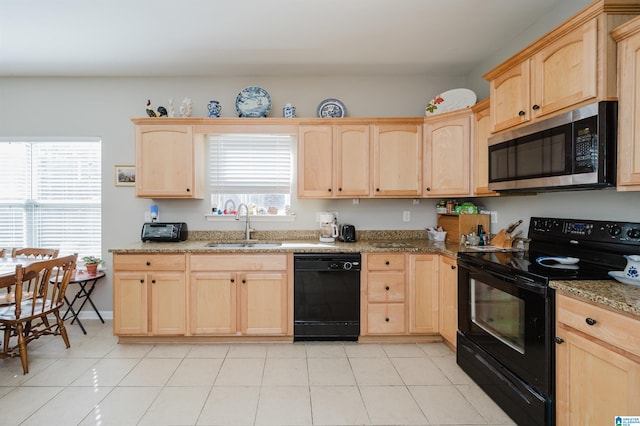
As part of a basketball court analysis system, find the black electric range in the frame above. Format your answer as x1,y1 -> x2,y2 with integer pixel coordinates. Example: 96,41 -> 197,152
459,216 -> 640,283
456,217 -> 640,426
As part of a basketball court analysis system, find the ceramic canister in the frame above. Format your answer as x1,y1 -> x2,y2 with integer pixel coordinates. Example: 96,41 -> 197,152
207,100 -> 222,118
283,103 -> 296,118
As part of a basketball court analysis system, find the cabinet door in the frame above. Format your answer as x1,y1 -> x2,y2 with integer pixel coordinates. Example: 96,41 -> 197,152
531,18 -> 597,119
490,61 -> 531,133
556,326 -> 640,425
335,125 -> 370,197
150,272 -> 186,335
136,125 -> 202,198
617,26 -> 640,189
372,123 -> 422,196
424,112 -> 471,197
408,254 -> 439,334
472,99 -> 497,196
113,272 -> 148,335
240,272 -> 288,335
438,256 -> 457,347
189,272 -> 237,335
298,125 -> 334,197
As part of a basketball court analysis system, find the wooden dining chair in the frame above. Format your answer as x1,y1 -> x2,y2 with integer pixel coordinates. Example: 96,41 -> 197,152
11,247 -> 59,260
0,248 -> 6,258
0,254 -> 77,374
8,248 -> 60,294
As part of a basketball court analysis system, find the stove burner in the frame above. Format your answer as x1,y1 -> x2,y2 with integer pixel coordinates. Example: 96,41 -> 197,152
536,256 -> 580,270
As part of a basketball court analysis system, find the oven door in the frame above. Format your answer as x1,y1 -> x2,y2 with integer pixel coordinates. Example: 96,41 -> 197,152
458,260 -> 553,394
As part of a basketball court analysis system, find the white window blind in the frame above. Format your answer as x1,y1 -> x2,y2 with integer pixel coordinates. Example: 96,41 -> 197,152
0,140 -> 101,257
209,134 -> 293,194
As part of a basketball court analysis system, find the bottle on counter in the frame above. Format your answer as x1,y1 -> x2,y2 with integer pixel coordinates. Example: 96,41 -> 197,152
477,224 -> 485,246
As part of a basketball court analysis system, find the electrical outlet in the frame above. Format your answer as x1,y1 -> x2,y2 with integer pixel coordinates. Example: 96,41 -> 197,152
403,211 -> 410,222
491,211 -> 498,224
144,212 -> 151,222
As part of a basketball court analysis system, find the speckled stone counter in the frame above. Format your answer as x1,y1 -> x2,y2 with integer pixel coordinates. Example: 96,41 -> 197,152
550,280 -> 640,318
108,238 -> 460,258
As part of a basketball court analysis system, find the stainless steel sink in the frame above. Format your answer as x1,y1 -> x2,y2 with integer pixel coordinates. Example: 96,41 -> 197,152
205,242 -> 282,248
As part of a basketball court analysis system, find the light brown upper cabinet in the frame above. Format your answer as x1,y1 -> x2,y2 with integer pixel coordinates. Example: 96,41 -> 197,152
134,123 -> 205,198
423,109 -> 472,197
485,2 -> 640,134
471,99 -> 498,196
487,19 -> 597,133
297,124 -> 370,198
613,15 -> 640,190
372,121 -> 423,197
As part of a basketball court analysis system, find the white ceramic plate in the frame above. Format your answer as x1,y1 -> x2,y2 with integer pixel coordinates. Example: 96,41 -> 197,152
317,98 -> 346,118
608,271 -> 640,287
425,88 -> 477,116
235,86 -> 271,118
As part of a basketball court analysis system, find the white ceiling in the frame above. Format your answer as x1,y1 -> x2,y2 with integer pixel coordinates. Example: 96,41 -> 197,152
1,0 -> 565,78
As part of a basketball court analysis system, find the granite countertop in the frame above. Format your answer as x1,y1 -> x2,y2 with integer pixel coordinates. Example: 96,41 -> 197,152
550,280 -> 640,318
108,238 -> 460,258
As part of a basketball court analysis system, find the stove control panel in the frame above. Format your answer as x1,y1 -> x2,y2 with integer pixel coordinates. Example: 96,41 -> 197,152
530,217 -> 640,245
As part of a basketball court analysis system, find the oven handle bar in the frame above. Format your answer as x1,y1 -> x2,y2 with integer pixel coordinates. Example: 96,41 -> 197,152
459,260 -> 547,295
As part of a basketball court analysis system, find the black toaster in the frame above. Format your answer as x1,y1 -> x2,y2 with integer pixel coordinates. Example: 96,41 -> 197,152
141,222 -> 188,242
339,224 -> 357,242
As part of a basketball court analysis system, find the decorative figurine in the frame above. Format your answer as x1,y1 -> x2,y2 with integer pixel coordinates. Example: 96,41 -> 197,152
283,103 -> 296,118
180,98 -> 192,117
146,99 -> 157,117
167,98 -> 175,117
207,100 -> 222,118
146,99 -> 167,117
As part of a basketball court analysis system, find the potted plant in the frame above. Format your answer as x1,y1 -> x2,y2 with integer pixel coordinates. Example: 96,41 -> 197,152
82,256 -> 102,274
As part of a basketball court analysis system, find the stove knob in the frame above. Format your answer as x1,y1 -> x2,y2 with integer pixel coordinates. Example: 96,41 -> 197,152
628,228 -> 640,239
609,225 -> 622,237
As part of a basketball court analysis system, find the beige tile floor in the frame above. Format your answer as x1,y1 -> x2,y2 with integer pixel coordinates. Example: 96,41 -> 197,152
0,320 -> 516,425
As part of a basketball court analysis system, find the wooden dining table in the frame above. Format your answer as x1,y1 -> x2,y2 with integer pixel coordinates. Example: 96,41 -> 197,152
0,257 -> 39,305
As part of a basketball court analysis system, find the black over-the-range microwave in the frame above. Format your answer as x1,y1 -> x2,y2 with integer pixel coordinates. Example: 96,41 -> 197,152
488,101 -> 617,192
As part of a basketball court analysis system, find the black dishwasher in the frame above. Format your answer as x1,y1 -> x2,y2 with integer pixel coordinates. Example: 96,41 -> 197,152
293,253 -> 361,341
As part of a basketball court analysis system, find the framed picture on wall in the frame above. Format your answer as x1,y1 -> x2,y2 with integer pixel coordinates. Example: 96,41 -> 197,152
114,165 -> 135,186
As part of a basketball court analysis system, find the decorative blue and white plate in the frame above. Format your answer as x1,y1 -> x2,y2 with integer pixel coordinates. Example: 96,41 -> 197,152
235,86 -> 271,118
608,271 -> 640,287
317,98 -> 346,118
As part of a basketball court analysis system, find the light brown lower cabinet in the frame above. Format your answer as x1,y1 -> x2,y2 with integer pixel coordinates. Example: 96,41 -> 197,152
363,253 -> 407,335
408,254 -> 439,334
113,254 -> 186,336
363,252 -> 440,336
438,255 -> 457,347
555,293 -> 640,425
189,254 -> 290,336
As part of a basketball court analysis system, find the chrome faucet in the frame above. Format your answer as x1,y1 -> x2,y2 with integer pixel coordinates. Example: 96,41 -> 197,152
235,203 -> 255,240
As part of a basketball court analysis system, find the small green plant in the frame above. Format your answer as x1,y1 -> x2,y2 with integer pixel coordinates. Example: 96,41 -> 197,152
82,256 -> 103,265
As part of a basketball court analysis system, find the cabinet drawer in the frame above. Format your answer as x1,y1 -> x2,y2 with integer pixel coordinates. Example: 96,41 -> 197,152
367,303 -> 406,334
190,254 -> 287,271
367,272 -> 405,302
367,254 -> 405,271
557,294 -> 640,358
113,254 -> 186,271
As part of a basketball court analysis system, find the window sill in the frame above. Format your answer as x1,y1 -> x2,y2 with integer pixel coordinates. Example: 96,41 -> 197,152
205,214 -> 296,222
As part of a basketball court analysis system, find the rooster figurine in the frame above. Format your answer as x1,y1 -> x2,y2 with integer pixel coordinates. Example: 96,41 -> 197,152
146,99 -> 157,117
